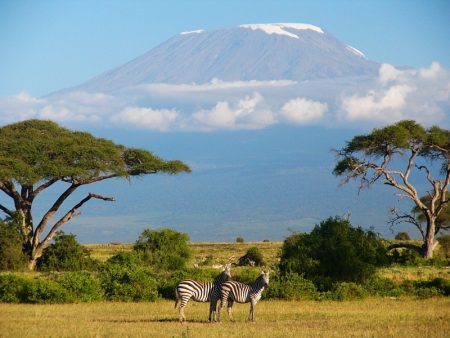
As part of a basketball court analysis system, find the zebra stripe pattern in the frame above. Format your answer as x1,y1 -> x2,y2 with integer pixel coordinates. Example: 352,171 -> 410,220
175,263 -> 231,322
218,270 -> 270,322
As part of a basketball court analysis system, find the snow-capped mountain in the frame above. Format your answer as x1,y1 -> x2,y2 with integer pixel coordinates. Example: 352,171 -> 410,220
75,23 -> 379,93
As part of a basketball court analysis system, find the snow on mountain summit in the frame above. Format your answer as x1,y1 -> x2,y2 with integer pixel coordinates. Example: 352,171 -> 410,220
240,23 -> 324,38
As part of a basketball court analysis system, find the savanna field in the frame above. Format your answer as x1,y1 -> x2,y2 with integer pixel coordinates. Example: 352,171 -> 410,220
1,241 -> 449,338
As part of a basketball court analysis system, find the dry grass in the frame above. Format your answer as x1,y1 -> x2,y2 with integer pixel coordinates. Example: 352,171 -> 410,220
85,241 -> 282,266
378,265 -> 450,282
0,298 -> 448,337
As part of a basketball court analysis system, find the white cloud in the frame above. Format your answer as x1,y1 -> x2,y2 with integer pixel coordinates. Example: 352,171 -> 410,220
342,85 -> 415,122
340,62 -> 449,125
419,62 -> 447,80
0,91 -> 47,123
1,62 -> 448,131
111,106 -> 179,131
379,64 -> 403,83
192,93 -> 276,130
135,79 -> 297,94
279,98 -> 328,124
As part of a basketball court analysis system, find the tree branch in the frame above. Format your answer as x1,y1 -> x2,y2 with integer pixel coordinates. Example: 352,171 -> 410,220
33,184 -> 80,243
387,242 -> 423,254
38,193 -> 115,249
389,208 -> 425,240
31,178 -> 59,198
0,203 -> 13,217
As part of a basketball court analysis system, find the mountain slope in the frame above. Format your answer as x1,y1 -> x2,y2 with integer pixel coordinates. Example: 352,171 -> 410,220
75,23 -> 379,93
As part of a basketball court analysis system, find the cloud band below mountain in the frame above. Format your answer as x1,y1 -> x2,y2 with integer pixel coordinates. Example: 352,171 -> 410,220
0,63 -> 448,131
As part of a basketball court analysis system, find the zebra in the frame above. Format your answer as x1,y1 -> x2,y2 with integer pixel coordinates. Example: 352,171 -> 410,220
218,269 -> 270,322
175,263 -> 232,322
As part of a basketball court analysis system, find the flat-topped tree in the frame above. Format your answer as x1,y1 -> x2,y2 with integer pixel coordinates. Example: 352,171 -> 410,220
333,120 -> 449,259
0,120 -> 191,270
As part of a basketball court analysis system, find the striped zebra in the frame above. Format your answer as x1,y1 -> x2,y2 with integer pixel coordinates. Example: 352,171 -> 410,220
218,270 -> 270,322
175,263 -> 232,322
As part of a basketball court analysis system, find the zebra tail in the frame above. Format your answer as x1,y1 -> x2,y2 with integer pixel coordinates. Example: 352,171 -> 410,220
174,288 -> 179,308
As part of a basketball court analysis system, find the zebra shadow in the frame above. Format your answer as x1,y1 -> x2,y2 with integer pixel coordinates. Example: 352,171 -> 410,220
93,318 -> 211,324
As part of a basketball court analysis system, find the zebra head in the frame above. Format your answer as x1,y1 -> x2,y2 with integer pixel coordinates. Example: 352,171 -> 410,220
258,269 -> 270,287
215,263 -> 232,284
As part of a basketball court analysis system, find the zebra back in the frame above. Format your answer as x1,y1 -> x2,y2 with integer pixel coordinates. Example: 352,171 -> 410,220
221,270 -> 270,304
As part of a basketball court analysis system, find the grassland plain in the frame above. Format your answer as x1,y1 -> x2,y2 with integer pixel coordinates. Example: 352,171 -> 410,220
0,298 -> 448,338
85,241 -> 450,282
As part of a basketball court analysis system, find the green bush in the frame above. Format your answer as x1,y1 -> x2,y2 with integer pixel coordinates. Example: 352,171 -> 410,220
0,274 -> 73,303
0,218 -> 28,271
389,248 -> 448,267
57,272 -> 104,302
0,274 -> 28,302
238,247 -> 264,266
236,237 -> 244,243
100,263 -> 158,301
362,276 -> 405,297
279,217 -> 388,289
107,251 -> 141,267
265,272 -> 317,300
22,278 -> 73,303
134,228 -> 191,271
326,282 -> 368,301
233,267 -> 260,284
37,231 -> 98,272
395,232 -> 411,241
437,235 -> 450,258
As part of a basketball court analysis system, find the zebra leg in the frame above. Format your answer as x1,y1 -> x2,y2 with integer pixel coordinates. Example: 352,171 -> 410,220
178,298 -> 189,323
217,300 -> 223,322
227,299 -> 235,322
209,300 -> 217,322
249,300 -> 256,322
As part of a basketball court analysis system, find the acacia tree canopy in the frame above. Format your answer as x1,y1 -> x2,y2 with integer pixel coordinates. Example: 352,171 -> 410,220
0,119 -> 191,269
333,120 -> 449,259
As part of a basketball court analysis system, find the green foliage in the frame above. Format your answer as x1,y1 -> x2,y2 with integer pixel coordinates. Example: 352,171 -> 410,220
99,263 -> 158,301
279,217 -> 388,289
57,272 -> 104,302
395,232 -> 411,241
0,120 -> 190,186
0,218 -> 27,271
236,237 -> 244,243
107,251 -> 141,267
233,267 -> 261,284
0,274 -> 28,302
265,271 -> 318,300
400,279 -> 446,299
437,235 -> 450,258
37,231 -> 98,271
0,273 -> 72,303
133,228 -> 191,270
23,278 -> 73,304
238,246 -> 264,266
362,276 -> 405,298
326,282 -> 368,301
389,248 -> 448,267
334,120 -> 449,178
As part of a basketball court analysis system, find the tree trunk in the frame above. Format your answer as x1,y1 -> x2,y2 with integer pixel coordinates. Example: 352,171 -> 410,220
27,257 -> 38,271
423,216 -> 437,259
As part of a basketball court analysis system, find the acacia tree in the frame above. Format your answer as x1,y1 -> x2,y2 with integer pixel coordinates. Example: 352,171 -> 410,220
0,120 -> 190,269
333,120 -> 449,259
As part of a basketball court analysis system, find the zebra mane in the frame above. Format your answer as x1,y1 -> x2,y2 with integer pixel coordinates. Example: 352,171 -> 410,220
213,264 -> 232,284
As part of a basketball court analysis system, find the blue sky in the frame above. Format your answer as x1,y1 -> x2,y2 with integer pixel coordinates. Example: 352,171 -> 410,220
0,0 -> 449,96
